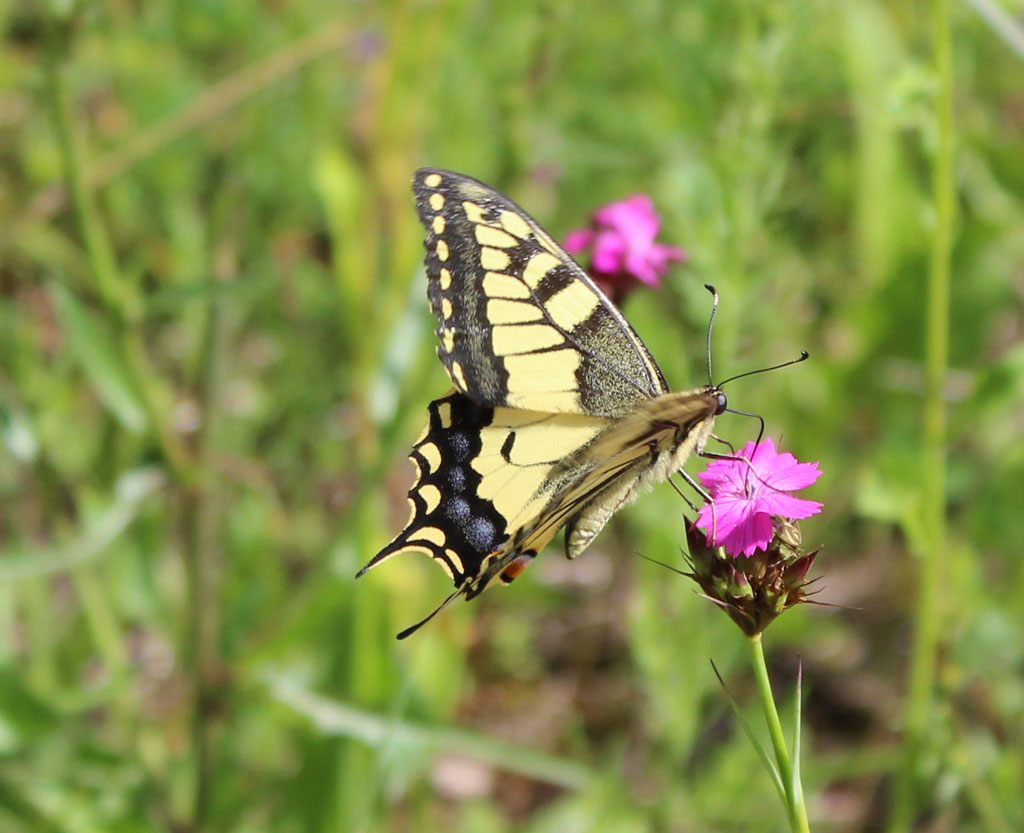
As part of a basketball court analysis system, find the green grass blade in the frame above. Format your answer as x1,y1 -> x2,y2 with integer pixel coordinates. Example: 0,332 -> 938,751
49,283 -> 147,433
267,675 -> 594,791
710,659 -> 786,802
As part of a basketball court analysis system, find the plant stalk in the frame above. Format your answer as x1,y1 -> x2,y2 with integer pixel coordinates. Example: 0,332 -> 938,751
889,0 -> 954,829
748,633 -> 811,833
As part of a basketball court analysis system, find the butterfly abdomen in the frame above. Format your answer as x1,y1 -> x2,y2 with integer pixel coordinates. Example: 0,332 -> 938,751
560,388 -> 723,558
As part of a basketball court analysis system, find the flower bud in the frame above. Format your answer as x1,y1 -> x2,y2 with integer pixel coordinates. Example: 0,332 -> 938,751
683,518 -> 820,636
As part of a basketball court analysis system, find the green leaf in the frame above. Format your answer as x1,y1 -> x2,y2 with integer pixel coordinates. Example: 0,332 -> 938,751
267,675 -> 594,790
50,283 -> 147,433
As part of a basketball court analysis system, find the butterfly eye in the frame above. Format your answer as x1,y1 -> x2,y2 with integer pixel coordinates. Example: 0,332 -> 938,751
714,392 -> 727,415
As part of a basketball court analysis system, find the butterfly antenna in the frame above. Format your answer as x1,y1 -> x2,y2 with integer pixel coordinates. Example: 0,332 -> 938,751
704,408 -> 767,491
395,588 -> 462,640
717,350 -> 809,388
704,284 -> 719,385
716,408 -> 766,444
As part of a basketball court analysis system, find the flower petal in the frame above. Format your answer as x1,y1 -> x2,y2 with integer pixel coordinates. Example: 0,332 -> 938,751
755,492 -> 823,520
694,436 -> 823,559
591,230 -> 627,274
763,458 -> 822,491
564,229 -> 593,254
697,459 -> 743,491
566,193 -> 683,289
624,252 -> 661,285
696,495 -> 753,544
594,195 -> 659,243
719,512 -> 774,557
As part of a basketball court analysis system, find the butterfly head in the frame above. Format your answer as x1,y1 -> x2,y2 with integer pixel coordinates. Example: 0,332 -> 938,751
712,389 -> 728,415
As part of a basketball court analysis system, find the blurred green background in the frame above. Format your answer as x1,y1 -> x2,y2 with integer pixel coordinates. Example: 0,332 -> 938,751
1,1 -> 1022,831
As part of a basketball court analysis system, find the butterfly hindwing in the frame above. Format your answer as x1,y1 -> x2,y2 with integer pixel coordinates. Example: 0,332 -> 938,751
360,390 -> 614,599
359,391 -> 509,591
414,169 -> 669,417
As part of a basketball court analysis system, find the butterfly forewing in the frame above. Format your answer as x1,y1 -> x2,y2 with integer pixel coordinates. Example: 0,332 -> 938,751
414,169 -> 668,417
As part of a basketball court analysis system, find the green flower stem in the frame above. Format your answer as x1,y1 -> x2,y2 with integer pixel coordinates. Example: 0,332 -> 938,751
890,0 -> 954,829
748,633 -> 811,833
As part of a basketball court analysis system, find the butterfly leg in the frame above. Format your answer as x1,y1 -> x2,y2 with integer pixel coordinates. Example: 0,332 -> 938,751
677,469 -> 712,504
707,433 -> 737,455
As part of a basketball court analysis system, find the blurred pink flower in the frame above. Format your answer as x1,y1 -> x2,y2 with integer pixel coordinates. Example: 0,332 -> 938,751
565,194 -> 686,292
695,438 -> 822,558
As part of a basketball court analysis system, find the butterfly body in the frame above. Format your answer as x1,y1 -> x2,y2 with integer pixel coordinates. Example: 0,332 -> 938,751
359,169 -> 725,632
560,386 -> 724,558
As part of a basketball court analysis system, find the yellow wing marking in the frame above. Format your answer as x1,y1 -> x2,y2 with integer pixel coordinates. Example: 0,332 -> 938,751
483,272 -> 532,299
487,299 -> 546,325
546,281 -> 601,331
506,391 -> 581,411
419,484 -> 441,513
436,400 -> 452,426
419,441 -> 441,473
491,323 -> 564,356
475,225 -> 519,249
471,408 -> 608,532
504,349 -> 580,396
450,360 -> 468,389
499,209 -> 532,239
444,548 -> 465,573
461,200 -> 488,224
417,526 -> 446,546
404,544 -> 443,565
522,252 -> 562,289
480,247 -> 512,271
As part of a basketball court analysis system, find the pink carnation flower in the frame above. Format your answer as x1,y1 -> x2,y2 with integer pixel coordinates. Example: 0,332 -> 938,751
695,438 -> 822,558
565,194 -> 686,292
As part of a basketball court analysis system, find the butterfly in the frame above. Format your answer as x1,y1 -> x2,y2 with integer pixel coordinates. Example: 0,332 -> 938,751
358,169 -> 726,638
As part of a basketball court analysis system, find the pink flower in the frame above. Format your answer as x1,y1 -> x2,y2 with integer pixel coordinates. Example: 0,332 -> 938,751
565,194 -> 687,291
695,438 -> 822,558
